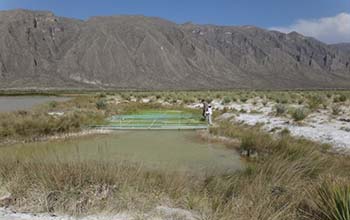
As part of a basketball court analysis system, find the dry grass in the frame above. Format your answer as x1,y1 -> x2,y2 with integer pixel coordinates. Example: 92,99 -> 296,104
0,120 -> 348,219
0,108 -> 105,142
300,176 -> 350,220
291,108 -> 309,121
209,122 -> 349,220
1,92 -> 350,219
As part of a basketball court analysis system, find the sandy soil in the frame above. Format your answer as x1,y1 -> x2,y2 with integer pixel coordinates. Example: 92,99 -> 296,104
188,99 -> 350,153
0,206 -> 197,220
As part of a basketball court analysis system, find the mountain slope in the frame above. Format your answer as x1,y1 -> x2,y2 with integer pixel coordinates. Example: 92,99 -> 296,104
332,43 -> 350,55
0,9 -> 349,90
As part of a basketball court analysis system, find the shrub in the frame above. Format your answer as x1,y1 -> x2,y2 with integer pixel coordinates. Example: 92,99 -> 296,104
239,126 -> 275,156
221,107 -> 229,113
292,108 -> 309,121
240,97 -> 248,103
334,94 -> 347,103
275,104 -> 287,115
97,93 -> 106,98
231,96 -> 237,102
339,94 -> 347,102
222,96 -> 231,104
280,98 -> 288,104
332,105 -> 342,115
262,99 -> 268,106
308,95 -> 325,110
239,109 -> 247,113
280,128 -> 291,136
48,101 -> 57,109
96,99 -> 107,110
322,103 -> 328,110
250,110 -> 262,114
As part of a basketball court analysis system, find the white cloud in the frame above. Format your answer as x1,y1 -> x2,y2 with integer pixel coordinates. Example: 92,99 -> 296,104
271,13 -> 350,44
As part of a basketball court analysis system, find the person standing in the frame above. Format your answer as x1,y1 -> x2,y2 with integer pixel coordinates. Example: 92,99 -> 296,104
201,99 -> 208,119
206,105 -> 213,125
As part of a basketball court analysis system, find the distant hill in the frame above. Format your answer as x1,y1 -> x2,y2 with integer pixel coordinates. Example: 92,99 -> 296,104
0,9 -> 349,90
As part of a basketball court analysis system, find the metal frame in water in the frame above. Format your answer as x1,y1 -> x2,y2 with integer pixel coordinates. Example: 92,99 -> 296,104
92,110 -> 208,130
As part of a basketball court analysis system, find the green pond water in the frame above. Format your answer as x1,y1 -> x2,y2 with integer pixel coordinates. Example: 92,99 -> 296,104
0,131 -> 242,173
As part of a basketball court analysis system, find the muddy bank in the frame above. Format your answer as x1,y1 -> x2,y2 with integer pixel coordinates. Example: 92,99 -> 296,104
0,129 -> 112,147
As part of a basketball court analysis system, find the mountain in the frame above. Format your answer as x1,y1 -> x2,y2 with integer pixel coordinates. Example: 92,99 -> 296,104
332,43 -> 350,54
0,9 -> 349,90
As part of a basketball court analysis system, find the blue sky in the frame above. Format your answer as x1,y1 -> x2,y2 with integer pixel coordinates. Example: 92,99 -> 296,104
1,0 -> 350,43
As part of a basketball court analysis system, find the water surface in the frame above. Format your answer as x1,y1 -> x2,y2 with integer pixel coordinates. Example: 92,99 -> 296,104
0,131 -> 242,173
0,96 -> 70,112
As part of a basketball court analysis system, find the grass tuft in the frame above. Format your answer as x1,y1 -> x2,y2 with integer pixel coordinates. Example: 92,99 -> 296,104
292,108 -> 309,121
304,177 -> 350,220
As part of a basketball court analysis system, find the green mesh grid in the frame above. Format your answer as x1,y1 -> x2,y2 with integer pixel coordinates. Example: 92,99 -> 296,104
93,110 -> 208,130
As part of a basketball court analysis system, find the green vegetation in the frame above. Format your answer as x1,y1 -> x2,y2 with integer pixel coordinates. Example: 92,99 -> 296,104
291,107 -> 309,121
275,104 -> 287,115
209,122 -> 349,220
308,177 -> 350,220
334,94 -> 348,103
222,96 -> 231,104
307,94 -> 325,110
332,104 -> 342,115
48,101 -> 57,108
0,96 -> 105,141
0,111 -> 103,139
95,98 -> 107,110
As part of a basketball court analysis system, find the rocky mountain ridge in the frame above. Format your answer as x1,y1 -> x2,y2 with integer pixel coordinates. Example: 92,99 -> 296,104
0,9 -> 349,90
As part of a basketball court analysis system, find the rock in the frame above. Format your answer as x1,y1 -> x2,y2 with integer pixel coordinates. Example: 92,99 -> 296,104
339,118 -> 350,123
48,112 -> 64,116
241,149 -> 258,158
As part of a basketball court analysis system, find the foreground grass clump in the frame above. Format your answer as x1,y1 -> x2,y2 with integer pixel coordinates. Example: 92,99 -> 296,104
0,111 -> 100,139
209,122 -> 350,219
0,158 -> 224,217
304,176 -> 350,220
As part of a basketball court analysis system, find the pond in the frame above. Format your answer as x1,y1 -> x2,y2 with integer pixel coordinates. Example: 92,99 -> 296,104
0,96 -> 70,112
0,131 -> 242,173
